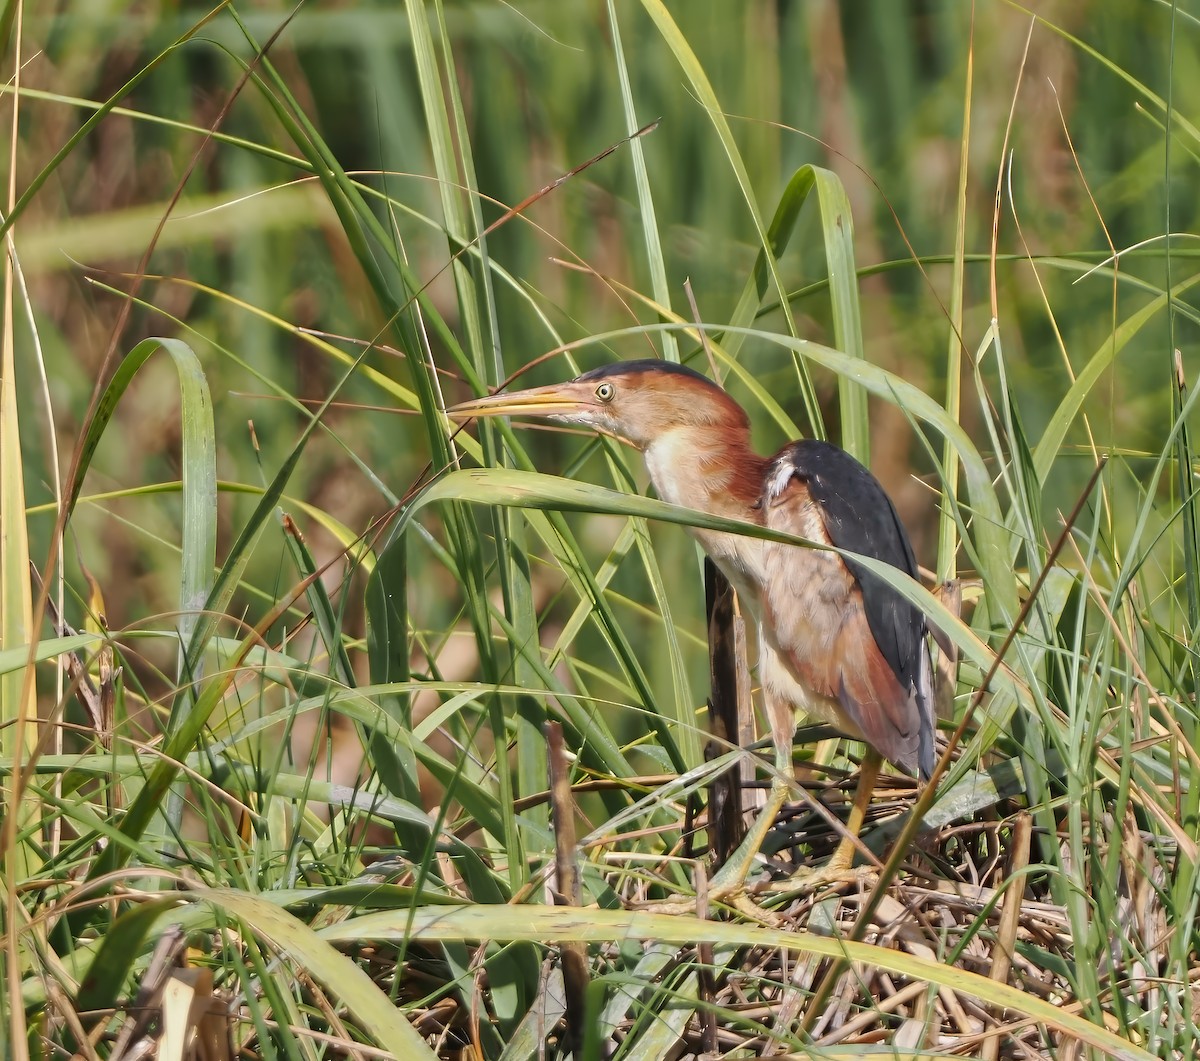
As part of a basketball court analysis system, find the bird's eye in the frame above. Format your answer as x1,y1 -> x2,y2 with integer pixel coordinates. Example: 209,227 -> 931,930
595,382 -> 615,402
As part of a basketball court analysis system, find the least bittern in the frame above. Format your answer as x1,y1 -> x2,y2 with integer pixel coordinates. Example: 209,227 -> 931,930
449,359 -> 933,908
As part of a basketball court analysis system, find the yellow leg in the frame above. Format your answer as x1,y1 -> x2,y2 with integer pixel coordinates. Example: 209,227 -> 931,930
706,738 -> 792,898
648,746 -> 883,919
775,747 -> 882,893
647,739 -> 792,923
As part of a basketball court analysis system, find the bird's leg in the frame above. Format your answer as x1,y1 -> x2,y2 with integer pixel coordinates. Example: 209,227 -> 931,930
649,747 -> 884,917
643,739 -> 792,923
681,739 -> 795,922
774,747 -> 883,893
706,735 -> 792,891
708,778 -> 790,895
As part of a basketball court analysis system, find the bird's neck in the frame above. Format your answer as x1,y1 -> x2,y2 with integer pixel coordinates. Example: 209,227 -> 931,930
642,425 -> 766,520
642,425 -> 767,605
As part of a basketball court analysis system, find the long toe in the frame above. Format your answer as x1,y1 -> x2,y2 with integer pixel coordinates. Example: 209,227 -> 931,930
640,879 -> 783,926
769,862 -> 877,898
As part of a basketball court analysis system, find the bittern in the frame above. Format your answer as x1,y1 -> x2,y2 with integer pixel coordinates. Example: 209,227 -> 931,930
449,359 -> 934,905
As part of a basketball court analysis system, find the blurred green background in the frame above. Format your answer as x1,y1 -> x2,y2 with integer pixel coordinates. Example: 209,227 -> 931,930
19,0 -> 1191,706
13,6 -> 1200,1052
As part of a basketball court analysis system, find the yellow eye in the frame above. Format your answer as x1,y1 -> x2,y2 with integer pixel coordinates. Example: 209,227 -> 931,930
595,382 -> 615,402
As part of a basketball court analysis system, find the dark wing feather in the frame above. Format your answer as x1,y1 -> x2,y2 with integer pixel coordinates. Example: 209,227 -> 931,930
770,439 -> 934,776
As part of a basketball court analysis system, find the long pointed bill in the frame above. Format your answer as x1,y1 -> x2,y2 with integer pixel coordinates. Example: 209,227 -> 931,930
446,382 -> 593,422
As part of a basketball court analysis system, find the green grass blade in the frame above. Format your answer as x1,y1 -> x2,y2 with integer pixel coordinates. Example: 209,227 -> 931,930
197,888 -> 439,1059
64,337 -> 217,713
327,904 -> 1157,1061
74,896 -> 182,1021
939,31 -> 973,583
1033,272 -> 1200,481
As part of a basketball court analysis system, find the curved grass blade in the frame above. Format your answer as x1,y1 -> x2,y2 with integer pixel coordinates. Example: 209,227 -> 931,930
326,904 -> 1156,1061
64,337 -> 216,845
408,468 -> 989,696
194,888 -> 438,1059
73,340 -> 377,912
1033,272 -> 1200,481
66,338 -> 216,702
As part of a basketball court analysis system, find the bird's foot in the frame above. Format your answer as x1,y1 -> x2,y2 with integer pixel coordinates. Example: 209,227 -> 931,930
768,861 -> 877,898
641,879 -> 782,926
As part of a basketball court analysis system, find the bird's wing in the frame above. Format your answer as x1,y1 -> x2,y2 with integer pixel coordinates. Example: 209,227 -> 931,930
761,440 -> 934,777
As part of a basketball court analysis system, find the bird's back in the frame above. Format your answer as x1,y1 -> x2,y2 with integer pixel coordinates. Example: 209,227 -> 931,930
758,440 -> 934,777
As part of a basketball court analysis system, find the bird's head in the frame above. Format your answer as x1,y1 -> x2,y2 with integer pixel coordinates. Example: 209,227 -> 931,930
447,359 -> 749,451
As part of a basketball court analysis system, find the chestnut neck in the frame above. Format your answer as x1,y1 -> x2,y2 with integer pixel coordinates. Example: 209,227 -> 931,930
641,418 -> 767,523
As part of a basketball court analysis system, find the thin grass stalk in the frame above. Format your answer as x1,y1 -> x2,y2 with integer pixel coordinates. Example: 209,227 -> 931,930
939,8 -> 974,584
0,4 -> 37,1048
1068,521 -> 1149,1043
605,0 -> 702,767
14,239 -> 62,865
977,324 -> 1075,889
607,0 -> 677,365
